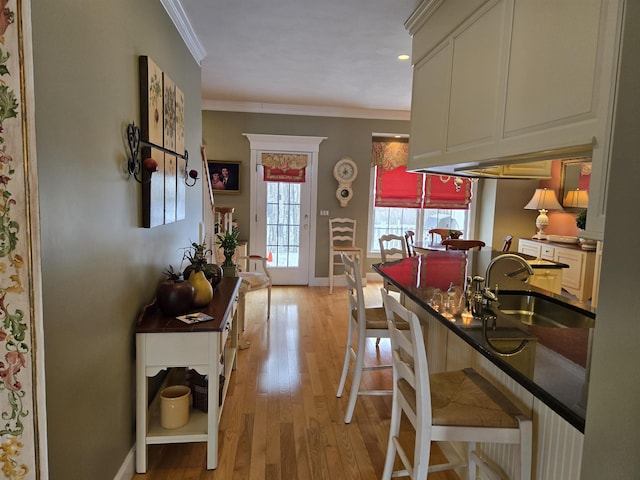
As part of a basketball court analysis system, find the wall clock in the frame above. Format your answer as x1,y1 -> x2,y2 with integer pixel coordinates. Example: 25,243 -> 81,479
333,157 -> 358,207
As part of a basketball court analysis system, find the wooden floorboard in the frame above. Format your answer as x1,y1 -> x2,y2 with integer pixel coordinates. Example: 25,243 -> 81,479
133,283 -> 459,480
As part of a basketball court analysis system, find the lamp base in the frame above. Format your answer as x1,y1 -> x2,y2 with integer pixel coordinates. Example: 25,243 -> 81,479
533,210 -> 549,240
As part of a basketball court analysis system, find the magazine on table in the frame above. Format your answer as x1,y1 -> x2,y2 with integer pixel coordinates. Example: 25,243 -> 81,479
176,312 -> 214,324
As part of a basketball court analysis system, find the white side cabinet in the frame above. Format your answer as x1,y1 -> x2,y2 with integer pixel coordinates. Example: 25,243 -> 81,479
519,239 -> 595,301
135,277 -> 241,473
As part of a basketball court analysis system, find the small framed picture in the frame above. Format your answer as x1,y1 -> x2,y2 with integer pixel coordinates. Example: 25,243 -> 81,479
207,160 -> 241,194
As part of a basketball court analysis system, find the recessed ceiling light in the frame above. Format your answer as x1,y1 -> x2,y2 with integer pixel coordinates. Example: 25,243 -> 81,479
397,54 -> 410,61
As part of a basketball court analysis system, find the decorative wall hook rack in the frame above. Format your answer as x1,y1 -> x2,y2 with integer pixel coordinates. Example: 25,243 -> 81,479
126,122 -> 198,185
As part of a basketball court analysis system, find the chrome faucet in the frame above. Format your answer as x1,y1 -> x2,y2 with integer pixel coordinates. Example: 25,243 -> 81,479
485,253 -> 534,292
465,275 -> 499,318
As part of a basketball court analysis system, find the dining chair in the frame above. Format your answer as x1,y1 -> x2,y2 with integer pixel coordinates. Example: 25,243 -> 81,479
379,234 -> 407,263
236,255 -> 272,349
502,235 -> 514,252
336,253 -> 398,423
441,239 -> 485,251
404,230 -> 417,257
329,218 -> 363,294
429,228 -> 464,246
381,289 -> 532,480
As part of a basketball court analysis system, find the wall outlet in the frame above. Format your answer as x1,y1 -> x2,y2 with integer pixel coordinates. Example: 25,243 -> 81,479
320,210 -> 329,216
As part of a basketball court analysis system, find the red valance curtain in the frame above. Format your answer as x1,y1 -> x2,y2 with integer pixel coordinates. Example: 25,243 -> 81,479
262,153 -> 308,183
371,139 -> 472,209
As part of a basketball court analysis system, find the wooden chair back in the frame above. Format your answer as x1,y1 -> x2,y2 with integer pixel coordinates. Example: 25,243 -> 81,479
428,228 -> 463,245
502,235 -> 514,252
404,230 -> 416,257
379,234 -> 407,262
328,218 -> 362,294
330,217 -> 357,248
441,239 -> 485,251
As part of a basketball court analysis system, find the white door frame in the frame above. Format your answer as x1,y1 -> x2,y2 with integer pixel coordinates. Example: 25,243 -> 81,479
243,134 -> 326,285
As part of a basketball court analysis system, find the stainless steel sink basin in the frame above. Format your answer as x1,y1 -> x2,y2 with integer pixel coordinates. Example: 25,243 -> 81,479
494,291 -> 595,329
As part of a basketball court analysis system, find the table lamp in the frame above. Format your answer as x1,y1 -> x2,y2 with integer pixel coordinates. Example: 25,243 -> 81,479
524,188 -> 563,239
563,188 -> 589,209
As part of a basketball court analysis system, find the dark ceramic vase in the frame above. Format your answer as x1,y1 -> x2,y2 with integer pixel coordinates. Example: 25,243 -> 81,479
156,279 -> 195,316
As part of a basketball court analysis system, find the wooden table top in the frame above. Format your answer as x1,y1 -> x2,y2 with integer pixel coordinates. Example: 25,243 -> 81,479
135,276 -> 241,334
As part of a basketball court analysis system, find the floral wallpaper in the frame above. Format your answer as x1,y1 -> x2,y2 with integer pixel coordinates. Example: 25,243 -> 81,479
0,0 -> 44,478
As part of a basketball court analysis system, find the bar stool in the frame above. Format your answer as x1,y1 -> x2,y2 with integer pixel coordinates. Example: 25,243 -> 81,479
378,233 -> 407,293
381,289 -> 532,480
336,253 -> 397,423
328,218 -> 363,294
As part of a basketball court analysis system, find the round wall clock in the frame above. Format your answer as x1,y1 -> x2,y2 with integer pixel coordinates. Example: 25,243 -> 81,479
333,157 -> 358,183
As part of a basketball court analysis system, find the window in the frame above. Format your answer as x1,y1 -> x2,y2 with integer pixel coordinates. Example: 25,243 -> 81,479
370,206 -> 469,253
369,139 -> 472,254
369,164 -> 471,253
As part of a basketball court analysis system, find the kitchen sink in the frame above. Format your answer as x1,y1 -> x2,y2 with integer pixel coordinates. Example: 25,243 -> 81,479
494,291 -> 595,329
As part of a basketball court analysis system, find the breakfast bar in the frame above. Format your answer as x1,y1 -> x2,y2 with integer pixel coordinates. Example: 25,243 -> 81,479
373,250 -> 595,432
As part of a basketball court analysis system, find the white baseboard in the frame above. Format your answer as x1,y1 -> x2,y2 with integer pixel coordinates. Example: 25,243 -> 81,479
114,446 -> 135,480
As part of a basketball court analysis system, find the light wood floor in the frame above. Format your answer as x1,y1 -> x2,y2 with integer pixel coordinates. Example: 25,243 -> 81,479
133,282 -> 459,480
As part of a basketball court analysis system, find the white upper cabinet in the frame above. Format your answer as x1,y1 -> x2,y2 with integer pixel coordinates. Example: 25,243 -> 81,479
447,0 -> 506,149
406,0 -> 624,240
503,1 -> 601,136
410,44 -> 451,161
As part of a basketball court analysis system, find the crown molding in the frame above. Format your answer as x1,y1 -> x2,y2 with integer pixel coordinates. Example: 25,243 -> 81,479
160,0 -> 207,64
202,99 -> 410,121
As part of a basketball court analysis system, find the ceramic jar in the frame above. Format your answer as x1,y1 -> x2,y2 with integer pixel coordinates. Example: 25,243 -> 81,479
160,385 -> 191,429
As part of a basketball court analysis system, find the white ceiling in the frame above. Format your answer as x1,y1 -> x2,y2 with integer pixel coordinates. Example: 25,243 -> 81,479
165,0 -> 420,119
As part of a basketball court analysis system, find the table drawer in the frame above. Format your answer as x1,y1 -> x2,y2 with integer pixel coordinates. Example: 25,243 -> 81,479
142,332 -> 213,368
220,318 -> 230,350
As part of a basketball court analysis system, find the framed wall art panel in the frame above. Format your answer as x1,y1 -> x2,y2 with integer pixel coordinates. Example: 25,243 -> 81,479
164,153 -> 177,224
163,73 -> 176,152
139,56 -> 163,145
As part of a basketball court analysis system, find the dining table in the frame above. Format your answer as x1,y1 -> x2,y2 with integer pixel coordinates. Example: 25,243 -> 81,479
413,241 -> 447,253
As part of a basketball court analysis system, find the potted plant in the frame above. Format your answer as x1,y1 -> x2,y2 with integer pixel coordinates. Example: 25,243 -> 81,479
576,209 -> 587,231
181,241 -> 222,287
575,209 -> 596,250
448,230 -> 462,239
215,228 -> 240,277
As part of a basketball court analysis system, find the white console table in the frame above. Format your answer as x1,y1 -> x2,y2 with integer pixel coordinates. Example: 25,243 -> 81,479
135,277 -> 241,472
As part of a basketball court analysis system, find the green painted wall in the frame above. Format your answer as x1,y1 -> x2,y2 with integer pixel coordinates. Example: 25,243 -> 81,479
31,1 -> 202,478
202,110 -> 410,278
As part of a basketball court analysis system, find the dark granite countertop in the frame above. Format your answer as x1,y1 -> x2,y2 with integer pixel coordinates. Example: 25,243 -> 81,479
372,250 -> 595,432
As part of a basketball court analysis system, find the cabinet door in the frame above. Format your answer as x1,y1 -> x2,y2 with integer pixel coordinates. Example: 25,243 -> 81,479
410,43 -> 451,162
447,0 -> 507,149
518,239 -> 540,258
504,1 -> 602,135
553,248 -> 584,291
